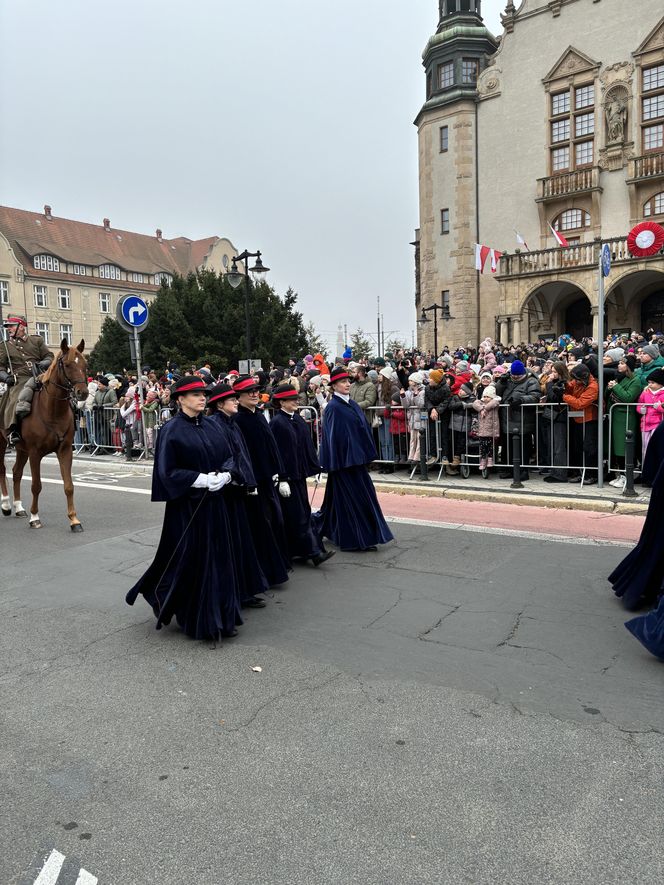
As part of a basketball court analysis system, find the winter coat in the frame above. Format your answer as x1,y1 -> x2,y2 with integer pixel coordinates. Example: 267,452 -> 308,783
447,390 -> 476,433
606,372 -> 641,457
563,377 -> 599,424
635,355 -> 664,390
141,399 -> 160,429
495,373 -> 541,433
403,387 -> 426,431
424,382 -> 451,415
94,387 -> 118,409
350,378 -> 378,422
385,405 -> 407,435
471,397 -> 501,438
637,386 -> 664,432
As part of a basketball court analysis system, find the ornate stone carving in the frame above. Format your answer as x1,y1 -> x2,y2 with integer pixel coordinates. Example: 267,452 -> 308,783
599,61 -> 635,90
599,142 -> 635,172
605,85 -> 629,144
598,61 -> 634,169
477,65 -> 501,99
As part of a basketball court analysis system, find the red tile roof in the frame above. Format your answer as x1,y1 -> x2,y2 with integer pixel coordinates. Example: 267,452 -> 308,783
0,205 -> 220,278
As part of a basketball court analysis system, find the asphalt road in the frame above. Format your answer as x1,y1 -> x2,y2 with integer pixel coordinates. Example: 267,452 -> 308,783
1,458 -> 662,884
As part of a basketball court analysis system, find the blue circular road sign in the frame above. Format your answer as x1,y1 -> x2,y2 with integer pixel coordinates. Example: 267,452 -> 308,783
120,295 -> 149,328
601,244 -> 611,278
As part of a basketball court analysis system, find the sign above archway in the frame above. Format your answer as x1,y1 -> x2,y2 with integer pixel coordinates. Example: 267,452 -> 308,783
627,221 -> 664,258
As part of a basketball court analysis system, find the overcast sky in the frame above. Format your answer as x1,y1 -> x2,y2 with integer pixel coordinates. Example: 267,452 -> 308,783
0,0 -> 504,356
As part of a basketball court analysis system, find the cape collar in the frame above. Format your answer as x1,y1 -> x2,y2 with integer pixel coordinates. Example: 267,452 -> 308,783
334,392 -> 350,403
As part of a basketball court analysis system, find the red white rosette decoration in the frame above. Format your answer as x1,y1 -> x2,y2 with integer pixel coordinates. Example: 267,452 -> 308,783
627,221 -> 664,258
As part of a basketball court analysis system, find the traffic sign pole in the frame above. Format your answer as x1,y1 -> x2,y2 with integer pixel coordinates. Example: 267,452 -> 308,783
116,295 -> 150,459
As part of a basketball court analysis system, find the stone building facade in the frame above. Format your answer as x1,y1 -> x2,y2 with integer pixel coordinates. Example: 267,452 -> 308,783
415,0 -> 664,352
0,204 -> 239,353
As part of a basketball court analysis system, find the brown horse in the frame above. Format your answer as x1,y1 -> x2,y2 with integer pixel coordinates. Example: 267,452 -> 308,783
0,338 -> 89,531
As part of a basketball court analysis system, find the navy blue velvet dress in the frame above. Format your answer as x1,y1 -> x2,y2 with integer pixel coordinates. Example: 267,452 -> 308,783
312,394 -> 394,551
209,410 -> 269,601
609,460 -> 664,611
233,406 -> 291,586
270,409 -> 323,559
125,411 -> 242,640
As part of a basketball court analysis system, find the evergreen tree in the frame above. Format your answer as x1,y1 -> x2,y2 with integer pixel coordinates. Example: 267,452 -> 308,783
303,321 -> 329,360
385,337 -> 408,358
88,317 -> 132,375
349,328 -> 374,361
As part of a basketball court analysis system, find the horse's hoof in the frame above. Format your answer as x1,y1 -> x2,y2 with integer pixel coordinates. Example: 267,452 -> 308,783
29,520 -> 42,529
15,510 -> 28,519
1,507 -> 11,517
70,523 -> 84,533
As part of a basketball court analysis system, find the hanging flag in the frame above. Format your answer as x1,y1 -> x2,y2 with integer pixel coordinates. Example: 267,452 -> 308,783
514,230 -> 529,250
549,223 -> 569,248
475,243 -> 490,272
490,249 -> 503,273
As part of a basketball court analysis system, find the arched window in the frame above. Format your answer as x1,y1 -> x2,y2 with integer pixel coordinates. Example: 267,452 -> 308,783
644,192 -> 664,217
99,264 -> 121,280
33,254 -> 60,272
553,209 -> 591,231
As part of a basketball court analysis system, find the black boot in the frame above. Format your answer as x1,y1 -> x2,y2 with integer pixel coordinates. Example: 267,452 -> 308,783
312,550 -> 335,567
7,423 -> 21,446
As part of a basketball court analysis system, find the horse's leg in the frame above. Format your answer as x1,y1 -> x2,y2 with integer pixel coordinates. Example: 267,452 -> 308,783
27,451 -> 43,528
0,433 -> 11,515
12,445 -> 29,518
57,445 -> 83,532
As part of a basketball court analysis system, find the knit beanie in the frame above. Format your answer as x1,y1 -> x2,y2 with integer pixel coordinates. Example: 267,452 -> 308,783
480,371 -> 493,380
642,344 -> 660,360
482,385 -> 497,398
409,371 -> 424,385
647,368 -> 664,386
429,369 -> 444,385
510,360 -> 526,376
604,347 -> 625,363
439,353 -> 454,367
367,369 -> 379,382
620,354 -> 637,372
571,364 -> 590,382
456,360 -> 470,372
379,366 -> 394,380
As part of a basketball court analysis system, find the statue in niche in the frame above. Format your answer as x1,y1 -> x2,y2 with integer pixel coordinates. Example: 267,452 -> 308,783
605,94 -> 627,143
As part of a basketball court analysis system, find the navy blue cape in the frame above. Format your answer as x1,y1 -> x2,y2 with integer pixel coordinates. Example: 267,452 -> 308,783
318,395 -> 377,472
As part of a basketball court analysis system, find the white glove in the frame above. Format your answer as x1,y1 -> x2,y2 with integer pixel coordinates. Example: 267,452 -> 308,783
247,488 -> 258,496
192,473 -> 209,489
272,473 -> 279,486
208,471 -> 231,492
278,482 -> 291,498
0,383 -> 7,396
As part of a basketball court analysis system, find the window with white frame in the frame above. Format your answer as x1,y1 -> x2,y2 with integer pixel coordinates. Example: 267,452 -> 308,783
642,63 -> 664,152
0,281 -> 8,304
35,322 -> 50,344
99,292 -> 111,313
34,285 -> 48,307
154,272 -> 173,286
461,59 -> 478,85
554,209 -> 591,231
644,192 -> 664,217
72,264 -> 87,276
59,323 -> 72,345
34,254 -> 60,272
57,287 -> 71,309
438,62 -> 454,90
99,264 -> 121,280
549,83 -> 595,173
131,272 -> 144,283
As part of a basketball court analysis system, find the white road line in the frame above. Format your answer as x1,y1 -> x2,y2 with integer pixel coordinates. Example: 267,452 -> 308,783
34,477 -> 150,495
385,515 -> 630,547
33,849 -> 65,885
74,869 -> 98,885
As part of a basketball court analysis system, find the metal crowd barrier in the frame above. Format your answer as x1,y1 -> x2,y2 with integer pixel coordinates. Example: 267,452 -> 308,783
606,401 -> 662,481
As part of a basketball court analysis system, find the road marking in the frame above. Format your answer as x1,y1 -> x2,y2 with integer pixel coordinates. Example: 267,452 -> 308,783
33,850 -> 65,884
385,515 -> 630,547
29,848 -> 98,885
33,478 -> 150,495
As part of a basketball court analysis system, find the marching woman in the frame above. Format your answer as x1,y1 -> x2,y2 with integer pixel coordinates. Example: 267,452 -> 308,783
206,382 -> 270,607
125,375 -> 243,640
232,375 -> 291,587
269,383 -> 334,566
312,366 -> 394,552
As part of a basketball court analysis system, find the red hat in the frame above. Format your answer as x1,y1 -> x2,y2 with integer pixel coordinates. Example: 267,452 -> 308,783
207,383 -> 237,404
272,383 -> 298,400
329,366 -> 350,385
232,374 -> 261,393
171,375 -> 209,397
3,314 -> 27,328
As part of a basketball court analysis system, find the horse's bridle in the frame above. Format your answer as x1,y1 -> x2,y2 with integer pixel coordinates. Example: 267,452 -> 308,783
44,355 -> 87,402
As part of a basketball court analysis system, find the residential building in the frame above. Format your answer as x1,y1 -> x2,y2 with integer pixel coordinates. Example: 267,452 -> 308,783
0,204 -> 239,351
415,0 -> 664,350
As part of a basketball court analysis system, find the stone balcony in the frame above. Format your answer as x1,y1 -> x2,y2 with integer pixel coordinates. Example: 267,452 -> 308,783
536,166 -> 601,203
496,235 -> 663,280
627,150 -> 664,183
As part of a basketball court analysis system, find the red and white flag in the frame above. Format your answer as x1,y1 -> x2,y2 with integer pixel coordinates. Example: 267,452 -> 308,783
475,243 -> 490,273
514,230 -> 529,250
490,249 -> 503,273
549,223 -> 569,248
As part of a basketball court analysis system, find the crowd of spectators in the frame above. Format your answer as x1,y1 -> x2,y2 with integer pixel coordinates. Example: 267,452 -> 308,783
84,329 -> 664,482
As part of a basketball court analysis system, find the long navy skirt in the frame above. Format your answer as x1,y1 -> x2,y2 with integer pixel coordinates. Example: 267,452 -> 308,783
244,480 -> 291,587
126,492 -> 243,640
625,598 -> 664,661
312,466 -> 394,551
280,477 -> 322,559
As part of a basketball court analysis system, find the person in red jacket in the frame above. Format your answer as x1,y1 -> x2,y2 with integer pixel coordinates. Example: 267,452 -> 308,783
563,364 -> 599,484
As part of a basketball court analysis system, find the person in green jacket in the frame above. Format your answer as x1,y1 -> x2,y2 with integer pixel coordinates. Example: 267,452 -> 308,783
140,389 -> 161,454
635,344 -> 664,389
606,354 -> 641,487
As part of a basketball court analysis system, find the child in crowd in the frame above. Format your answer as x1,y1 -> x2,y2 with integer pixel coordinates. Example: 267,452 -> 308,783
401,372 -> 426,464
387,390 -> 409,465
638,368 -> 664,463
471,384 -> 501,471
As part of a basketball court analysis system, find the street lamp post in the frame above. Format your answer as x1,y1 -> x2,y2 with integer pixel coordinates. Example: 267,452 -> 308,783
417,302 -> 454,357
226,250 -> 270,368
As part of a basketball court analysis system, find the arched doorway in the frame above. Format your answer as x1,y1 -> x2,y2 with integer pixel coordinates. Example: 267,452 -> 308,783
565,296 -> 593,340
641,290 -> 664,333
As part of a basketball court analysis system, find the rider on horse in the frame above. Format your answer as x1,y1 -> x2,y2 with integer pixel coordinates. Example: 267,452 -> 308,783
0,315 -> 53,445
